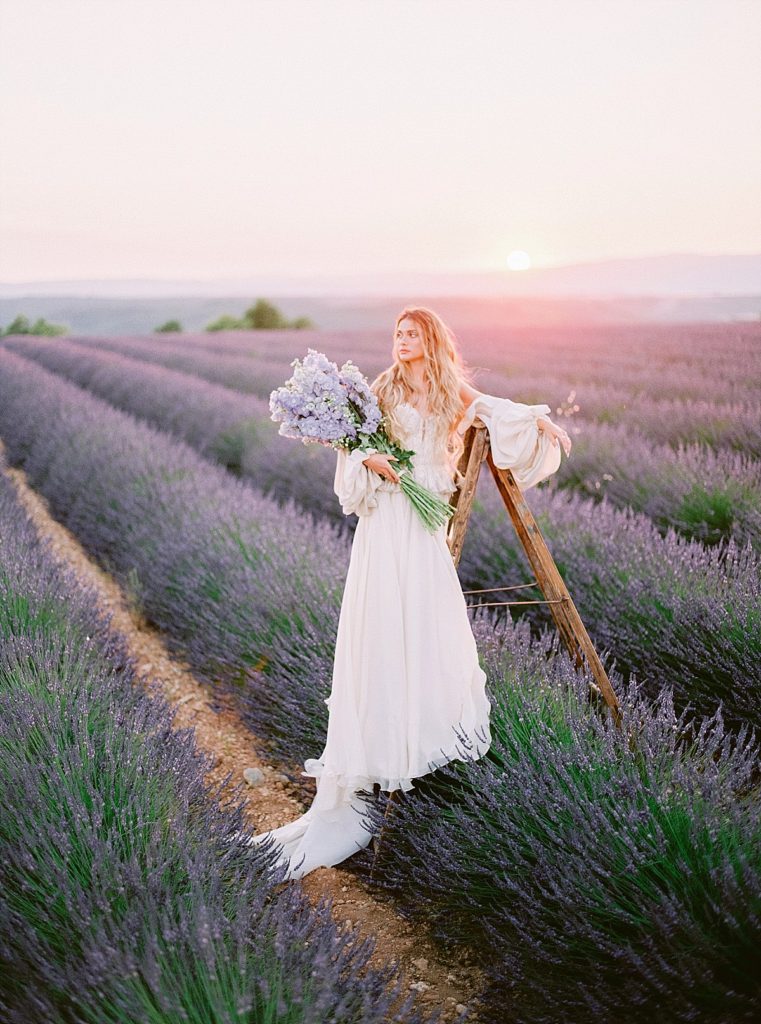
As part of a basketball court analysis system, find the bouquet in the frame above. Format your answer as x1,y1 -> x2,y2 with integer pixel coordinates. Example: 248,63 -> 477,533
269,349 -> 455,533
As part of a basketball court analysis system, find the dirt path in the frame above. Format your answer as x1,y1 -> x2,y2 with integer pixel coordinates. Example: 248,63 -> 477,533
1,446 -> 485,1022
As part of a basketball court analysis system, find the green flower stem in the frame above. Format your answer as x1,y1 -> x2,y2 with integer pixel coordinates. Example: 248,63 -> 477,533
353,430 -> 455,534
398,470 -> 455,534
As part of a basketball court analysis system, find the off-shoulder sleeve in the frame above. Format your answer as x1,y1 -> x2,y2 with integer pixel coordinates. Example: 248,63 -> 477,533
333,446 -> 385,517
457,392 -> 562,489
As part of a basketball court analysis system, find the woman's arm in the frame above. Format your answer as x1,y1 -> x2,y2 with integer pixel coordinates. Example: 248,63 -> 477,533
536,416 -> 571,454
458,382 -> 570,456
459,382 -> 481,405
334,447 -> 387,517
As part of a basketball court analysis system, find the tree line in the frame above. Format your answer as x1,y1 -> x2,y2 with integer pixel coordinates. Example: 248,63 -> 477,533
0,299 -> 313,338
0,314 -> 67,337
156,299 -> 314,333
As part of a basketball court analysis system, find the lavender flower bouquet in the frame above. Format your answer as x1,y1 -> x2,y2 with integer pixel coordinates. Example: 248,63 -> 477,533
269,349 -> 455,533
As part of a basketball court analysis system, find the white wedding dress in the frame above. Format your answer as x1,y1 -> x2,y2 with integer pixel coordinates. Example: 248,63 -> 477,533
243,392 -> 562,880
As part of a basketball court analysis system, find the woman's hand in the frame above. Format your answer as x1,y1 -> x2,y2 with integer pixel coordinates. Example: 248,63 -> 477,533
362,452 -> 401,483
537,418 -> 572,457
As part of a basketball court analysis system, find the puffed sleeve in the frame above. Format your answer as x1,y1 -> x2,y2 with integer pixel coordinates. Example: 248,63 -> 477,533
457,392 -> 562,489
333,446 -> 386,517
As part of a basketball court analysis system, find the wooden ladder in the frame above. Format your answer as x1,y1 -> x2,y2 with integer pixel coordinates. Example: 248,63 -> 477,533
370,415 -> 621,878
448,415 -> 621,723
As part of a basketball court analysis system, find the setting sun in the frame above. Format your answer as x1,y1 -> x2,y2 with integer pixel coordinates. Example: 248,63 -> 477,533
507,250 -> 532,271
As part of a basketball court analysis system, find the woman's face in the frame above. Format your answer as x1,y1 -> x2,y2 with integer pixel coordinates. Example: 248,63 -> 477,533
394,317 -> 425,365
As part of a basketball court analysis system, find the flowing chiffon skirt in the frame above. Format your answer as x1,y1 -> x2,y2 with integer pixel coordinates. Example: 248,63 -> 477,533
244,484 -> 492,880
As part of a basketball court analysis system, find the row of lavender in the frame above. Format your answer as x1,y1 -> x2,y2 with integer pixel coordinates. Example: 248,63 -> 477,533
4,339 -> 759,735
2,335 -> 340,522
0,350 -> 348,760
0,457 -> 433,1024
6,335 -> 761,553
65,326 -> 761,452
72,321 -> 761,401
0,350 -> 759,1023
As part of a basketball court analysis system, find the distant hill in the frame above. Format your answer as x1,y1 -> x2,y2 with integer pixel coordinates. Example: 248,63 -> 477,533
1,252 -> 759,334
2,252 -> 760,300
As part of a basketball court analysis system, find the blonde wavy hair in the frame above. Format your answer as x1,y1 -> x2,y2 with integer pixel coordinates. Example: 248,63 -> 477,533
370,306 -> 477,474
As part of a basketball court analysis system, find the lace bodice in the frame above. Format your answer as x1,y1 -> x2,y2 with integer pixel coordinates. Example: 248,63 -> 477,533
394,401 -> 459,495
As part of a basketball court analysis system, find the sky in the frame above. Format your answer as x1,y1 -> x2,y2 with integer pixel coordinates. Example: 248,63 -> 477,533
1,0 -> 760,284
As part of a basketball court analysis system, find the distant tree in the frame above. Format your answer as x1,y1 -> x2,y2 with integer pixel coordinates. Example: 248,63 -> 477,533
155,319 -> 183,333
242,299 -> 288,329
1,314 -> 32,336
1,314 -> 67,337
32,317 -> 67,336
204,300 -> 316,332
205,314 -> 244,332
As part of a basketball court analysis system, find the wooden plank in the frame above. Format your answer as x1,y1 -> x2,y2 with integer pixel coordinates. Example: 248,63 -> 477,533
483,445 -> 622,725
369,789 -> 403,879
446,417 -> 621,726
446,421 -> 489,565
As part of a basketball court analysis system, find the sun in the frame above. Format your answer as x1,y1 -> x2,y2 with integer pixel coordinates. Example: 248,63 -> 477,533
507,250 -> 531,271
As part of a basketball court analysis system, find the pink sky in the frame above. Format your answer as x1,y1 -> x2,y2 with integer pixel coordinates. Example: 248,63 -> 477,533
1,0 -> 760,283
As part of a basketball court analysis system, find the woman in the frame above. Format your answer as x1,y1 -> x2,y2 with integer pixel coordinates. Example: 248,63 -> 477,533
245,306 -> 571,880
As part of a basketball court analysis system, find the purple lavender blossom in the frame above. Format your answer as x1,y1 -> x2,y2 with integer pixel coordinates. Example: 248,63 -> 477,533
269,348 -> 382,447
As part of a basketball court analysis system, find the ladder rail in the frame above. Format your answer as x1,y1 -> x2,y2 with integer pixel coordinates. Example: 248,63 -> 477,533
445,415 -> 621,726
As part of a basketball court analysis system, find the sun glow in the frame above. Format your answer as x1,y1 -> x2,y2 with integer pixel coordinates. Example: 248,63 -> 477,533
507,250 -> 532,271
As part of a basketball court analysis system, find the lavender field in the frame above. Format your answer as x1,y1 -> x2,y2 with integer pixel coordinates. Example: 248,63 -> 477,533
1,321 -> 760,1023
0,453 -> 437,1024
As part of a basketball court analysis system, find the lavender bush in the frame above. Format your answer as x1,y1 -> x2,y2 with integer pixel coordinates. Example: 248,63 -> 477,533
68,321 -> 761,408
357,613 -> 761,1023
574,397 -> 761,455
460,478 -> 761,733
0,464 -> 440,1024
466,322 -> 761,401
71,333 -> 289,399
554,419 -> 761,550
